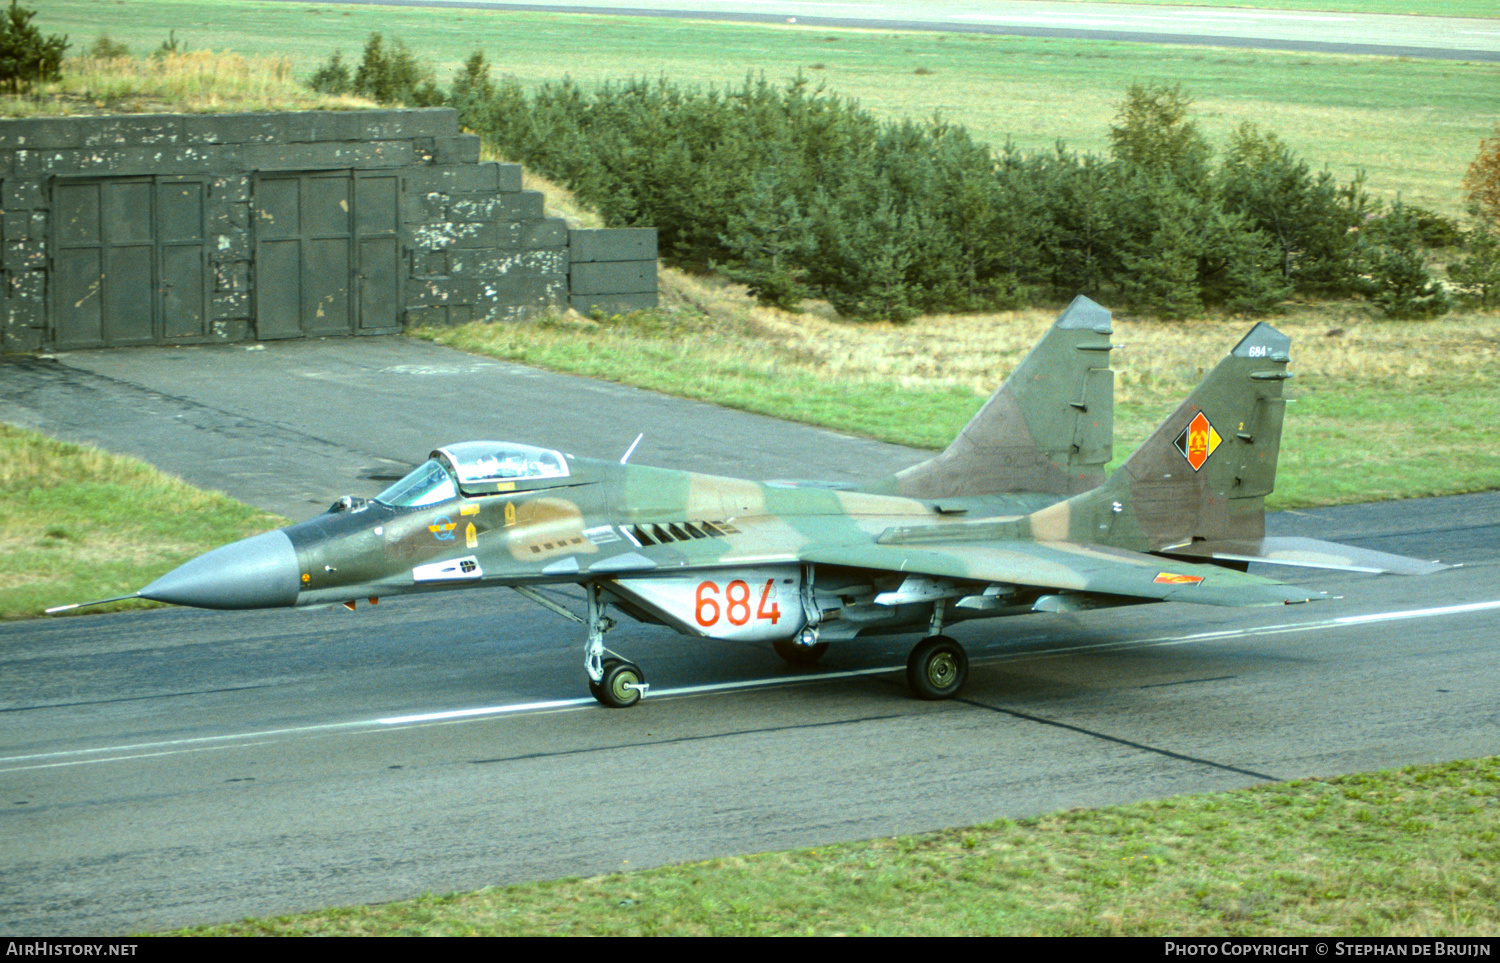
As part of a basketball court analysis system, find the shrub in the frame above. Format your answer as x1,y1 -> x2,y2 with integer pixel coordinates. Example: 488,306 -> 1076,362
1113,173 -> 1206,319
1369,203 -> 1450,319
152,30 -> 186,59
1448,221 -> 1500,310
449,50 -> 496,131
1403,205 -> 1463,249
352,33 -> 443,107
306,50 -> 351,95
718,164 -> 816,311
1219,123 -> 1371,297
1109,82 -> 1211,187
85,35 -> 129,59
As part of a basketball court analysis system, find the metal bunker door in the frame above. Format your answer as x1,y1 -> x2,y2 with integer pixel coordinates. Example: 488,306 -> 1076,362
253,171 -> 399,339
50,176 -> 210,349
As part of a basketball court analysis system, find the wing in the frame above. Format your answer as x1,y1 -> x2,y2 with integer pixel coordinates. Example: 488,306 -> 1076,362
800,537 -> 1327,607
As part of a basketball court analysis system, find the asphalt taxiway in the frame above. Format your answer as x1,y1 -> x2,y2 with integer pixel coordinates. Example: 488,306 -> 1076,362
2,338 -> 1497,934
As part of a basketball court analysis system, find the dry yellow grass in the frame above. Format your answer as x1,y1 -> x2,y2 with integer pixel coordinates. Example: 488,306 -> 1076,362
2,51 -> 378,116
518,167 -> 606,228
658,270 -> 1500,408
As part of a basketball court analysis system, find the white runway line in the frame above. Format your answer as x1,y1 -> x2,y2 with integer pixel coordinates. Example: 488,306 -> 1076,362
8,597 -> 1497,773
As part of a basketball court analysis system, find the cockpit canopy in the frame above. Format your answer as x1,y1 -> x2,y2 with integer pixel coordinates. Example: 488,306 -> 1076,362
373,442 -> 571,507
438,442 -> 569,495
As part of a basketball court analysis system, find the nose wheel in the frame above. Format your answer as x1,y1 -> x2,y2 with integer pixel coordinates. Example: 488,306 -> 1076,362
591,658 -> 647,708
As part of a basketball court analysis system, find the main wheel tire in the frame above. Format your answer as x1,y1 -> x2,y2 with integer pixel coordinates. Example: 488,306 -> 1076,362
598,659 -> 645,708
906,635 -> 968,701
773,638 -> 829,666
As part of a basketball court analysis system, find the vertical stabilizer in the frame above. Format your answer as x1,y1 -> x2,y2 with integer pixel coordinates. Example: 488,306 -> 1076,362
1029,322 -> 1291,553
879,296 -> 1115,499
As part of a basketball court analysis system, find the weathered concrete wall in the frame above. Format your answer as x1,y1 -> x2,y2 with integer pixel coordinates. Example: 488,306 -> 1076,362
569,228 -> 660,315
0,108 -> 658,352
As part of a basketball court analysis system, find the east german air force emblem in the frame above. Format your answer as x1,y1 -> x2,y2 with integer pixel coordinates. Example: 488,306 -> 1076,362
1174,411 -> 1221,471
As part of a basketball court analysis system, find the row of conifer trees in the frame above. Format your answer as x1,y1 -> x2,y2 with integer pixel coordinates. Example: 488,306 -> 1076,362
317,38 -> 1465,320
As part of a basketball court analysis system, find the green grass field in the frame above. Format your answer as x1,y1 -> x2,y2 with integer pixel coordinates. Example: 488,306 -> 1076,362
0,425 -> 285,620
35,0 -> 1500,214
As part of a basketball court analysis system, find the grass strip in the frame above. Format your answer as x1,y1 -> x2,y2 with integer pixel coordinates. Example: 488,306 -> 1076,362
177,755 -> 1500,936
1050,0 -> 1497,12
0,424 -> 286,620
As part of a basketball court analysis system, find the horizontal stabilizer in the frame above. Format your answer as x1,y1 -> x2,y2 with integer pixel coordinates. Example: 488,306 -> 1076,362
1159,537 -> 1452,576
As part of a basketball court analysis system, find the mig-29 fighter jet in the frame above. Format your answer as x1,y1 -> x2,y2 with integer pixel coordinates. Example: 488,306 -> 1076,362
52,298 -> 1446,707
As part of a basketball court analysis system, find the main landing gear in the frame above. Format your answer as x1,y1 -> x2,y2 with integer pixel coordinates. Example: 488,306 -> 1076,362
516,583 -> 970,706
906,635 -> 968,700
905,598 -> 969,701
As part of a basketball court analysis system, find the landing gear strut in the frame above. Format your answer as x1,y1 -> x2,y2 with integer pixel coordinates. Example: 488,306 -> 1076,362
511,583 -> 649,708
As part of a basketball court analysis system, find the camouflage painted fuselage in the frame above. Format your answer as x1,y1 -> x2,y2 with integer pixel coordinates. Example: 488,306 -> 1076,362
287,457 -> 1059,642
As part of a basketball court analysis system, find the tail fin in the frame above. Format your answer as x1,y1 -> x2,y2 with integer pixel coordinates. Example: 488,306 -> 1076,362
1030,322 -> 1290,553
877,295 -> 1115,499
1029,322 -> 1449,576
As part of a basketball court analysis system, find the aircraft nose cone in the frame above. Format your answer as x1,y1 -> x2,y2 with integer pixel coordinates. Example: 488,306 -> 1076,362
140,530 -> 301,610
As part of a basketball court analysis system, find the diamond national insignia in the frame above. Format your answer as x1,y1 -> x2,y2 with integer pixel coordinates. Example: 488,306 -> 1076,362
1174,411 -> 1221,471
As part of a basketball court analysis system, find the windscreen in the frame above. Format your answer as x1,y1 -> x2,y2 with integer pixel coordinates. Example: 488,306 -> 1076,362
374,459 -> 457,508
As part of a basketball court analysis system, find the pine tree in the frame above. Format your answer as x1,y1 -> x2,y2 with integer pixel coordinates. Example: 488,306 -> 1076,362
718,166 -> 816,311
1369,203 -> 1450,319
0,1 -> 67,94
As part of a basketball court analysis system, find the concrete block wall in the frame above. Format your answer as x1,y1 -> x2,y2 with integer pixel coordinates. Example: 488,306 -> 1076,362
0,108 -> 659,351
569,228 -> 660,315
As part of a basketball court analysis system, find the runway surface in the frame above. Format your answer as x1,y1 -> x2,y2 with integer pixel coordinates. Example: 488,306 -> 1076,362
2,338 -> 1498,933
269,0 -> 1500,61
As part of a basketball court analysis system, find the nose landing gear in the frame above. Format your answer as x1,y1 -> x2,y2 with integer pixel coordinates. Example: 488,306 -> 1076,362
581,583 -> 649,708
